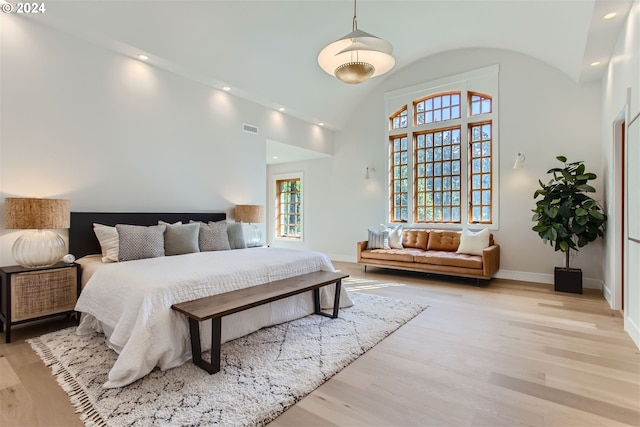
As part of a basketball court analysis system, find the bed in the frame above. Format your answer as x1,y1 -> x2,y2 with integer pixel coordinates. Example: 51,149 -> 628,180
70,212 -> 353,388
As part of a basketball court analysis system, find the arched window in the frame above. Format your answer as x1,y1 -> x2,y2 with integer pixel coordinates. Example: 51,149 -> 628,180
386,66 -> 499,226
389,106 -> 408,130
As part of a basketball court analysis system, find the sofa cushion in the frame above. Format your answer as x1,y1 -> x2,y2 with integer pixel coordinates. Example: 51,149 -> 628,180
414,251 -> 482,269
427,231 -> 461,251
402,230 -> 429,250
360,248 -> 424,263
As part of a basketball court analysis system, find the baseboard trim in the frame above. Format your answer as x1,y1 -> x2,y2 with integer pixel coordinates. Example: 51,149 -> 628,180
494,269 -> 602,290
625,315 -> 640,349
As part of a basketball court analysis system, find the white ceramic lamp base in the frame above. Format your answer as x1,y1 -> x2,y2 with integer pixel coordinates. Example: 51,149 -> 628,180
12,229 -> 66,268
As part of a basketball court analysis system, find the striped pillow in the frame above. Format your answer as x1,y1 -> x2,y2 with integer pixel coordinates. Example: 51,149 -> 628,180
367,229 -> 390,250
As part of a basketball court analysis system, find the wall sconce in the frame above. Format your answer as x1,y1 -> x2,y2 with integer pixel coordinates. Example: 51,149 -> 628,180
5,198 -> 71,268
513,153 -> 526,169
365,167 -> 376,179
235,204 -> 265,247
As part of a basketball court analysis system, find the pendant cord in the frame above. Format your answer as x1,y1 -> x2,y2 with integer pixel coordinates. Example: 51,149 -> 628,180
352,0 -> 358,30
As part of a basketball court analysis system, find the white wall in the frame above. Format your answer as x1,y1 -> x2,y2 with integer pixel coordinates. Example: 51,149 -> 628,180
601,1 -> 640,347
270,48 -> 605,288
0,15 -> 333,266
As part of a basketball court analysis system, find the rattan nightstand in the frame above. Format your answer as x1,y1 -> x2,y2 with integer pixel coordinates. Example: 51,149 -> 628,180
0,262 -> 80,343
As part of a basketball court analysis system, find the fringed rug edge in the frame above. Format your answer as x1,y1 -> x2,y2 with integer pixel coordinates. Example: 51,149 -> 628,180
28,335 -> 107,427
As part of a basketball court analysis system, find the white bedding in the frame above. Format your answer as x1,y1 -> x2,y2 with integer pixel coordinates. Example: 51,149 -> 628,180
75,248 -> 353,388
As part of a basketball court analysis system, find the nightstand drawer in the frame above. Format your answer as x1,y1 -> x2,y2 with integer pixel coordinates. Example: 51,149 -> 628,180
10,267 -> 78,322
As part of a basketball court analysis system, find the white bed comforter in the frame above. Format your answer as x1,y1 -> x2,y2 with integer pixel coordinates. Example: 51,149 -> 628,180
75,248 -> 353,388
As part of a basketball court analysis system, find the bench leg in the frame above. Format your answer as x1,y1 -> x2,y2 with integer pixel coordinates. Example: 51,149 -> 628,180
313,280 -> 341,319
331,279 -> 342,318
188,317 -> 222,374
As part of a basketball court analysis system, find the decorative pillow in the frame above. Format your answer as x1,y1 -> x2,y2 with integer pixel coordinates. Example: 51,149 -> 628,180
190,220 -> 231,251
456,228 -> 490,256
227,222 -> 247,249
116,224 -> 166,261
159,221 -> 200,256
367,229 -> 390,250
380,224 -> 403,249
93,223 -> 119,263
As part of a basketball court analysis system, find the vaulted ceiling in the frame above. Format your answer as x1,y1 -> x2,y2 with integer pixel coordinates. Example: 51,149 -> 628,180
19,0 -> 633,131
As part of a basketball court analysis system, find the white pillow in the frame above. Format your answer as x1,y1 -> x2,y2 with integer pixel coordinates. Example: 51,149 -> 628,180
93,223 -> 119,262
456,228 -> 490,256
380,224 -> 403,249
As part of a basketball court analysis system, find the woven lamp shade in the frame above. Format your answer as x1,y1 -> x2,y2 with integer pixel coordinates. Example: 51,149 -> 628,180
5,198 -> 71,229
235,205 -> 265,223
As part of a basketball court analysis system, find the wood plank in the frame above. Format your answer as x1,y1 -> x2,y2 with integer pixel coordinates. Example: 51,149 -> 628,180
487,372 -> 640,425
172,271 -> 348,321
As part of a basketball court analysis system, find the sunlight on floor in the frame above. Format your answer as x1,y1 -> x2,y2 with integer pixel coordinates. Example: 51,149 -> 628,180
343,276 -> 406,291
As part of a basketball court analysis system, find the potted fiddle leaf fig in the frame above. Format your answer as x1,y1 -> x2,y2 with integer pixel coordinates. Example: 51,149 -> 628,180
532,156 -> 607,293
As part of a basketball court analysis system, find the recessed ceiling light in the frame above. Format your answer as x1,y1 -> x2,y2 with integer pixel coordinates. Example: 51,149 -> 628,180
222,86 -> 231,91
278,107 -> 286,112
137,54 -> 149,61
318,122 -> 324,126
590,61 -> 602,67
602,12 -> 617,20
273,156 -> 279,159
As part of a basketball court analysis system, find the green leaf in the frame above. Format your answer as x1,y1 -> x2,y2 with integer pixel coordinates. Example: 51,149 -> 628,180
548,206 -> 559,218
556,155 -> 567,163
576,184 -> 596,192
589,210 -> 605,220
576,215 -> 588,226
575,208 -> 587,216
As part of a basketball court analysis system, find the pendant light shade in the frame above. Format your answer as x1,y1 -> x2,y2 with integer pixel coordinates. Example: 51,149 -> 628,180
318,1 -> 395,84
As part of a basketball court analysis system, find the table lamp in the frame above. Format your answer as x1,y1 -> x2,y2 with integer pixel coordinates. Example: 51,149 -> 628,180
235,204 -> 265,247
5,197 -> 71,268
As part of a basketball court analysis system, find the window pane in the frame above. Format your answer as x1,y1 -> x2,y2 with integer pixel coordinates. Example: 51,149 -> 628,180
482,207 -> 491,221
482,190 -> 491,204
414,126 -> 461,224
452,176 -> 460,190
482,157 -> 491,172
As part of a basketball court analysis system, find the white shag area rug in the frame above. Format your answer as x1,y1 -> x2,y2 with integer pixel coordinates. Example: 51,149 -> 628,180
28,291 -> 426,427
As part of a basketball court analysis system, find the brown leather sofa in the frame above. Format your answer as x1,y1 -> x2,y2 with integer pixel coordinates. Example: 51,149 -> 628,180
357,229 -> 500,282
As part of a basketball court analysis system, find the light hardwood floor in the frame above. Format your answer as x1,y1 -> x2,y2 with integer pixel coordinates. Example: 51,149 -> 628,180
1,262 -> 638,427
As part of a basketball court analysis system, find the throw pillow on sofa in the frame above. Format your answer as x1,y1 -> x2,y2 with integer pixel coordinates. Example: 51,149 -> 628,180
380,224 -> 403,249
367,229 -> 390,250
456,228 -> 490,256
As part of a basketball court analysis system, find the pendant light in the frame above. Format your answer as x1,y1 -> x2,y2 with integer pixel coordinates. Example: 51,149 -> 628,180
318,0 -> 395,84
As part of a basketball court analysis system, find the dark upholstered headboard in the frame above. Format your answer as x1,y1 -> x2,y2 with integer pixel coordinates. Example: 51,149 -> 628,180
69,212 -> 227,259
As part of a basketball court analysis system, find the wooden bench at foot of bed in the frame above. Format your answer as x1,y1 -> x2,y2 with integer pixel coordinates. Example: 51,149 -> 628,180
171,270 -> 349,374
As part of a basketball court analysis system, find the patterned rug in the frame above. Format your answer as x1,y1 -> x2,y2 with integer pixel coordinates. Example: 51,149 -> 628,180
28,291 -> 426,427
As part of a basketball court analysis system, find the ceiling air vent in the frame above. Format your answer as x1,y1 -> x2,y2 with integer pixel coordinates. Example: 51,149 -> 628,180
242,123 -> 259,135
